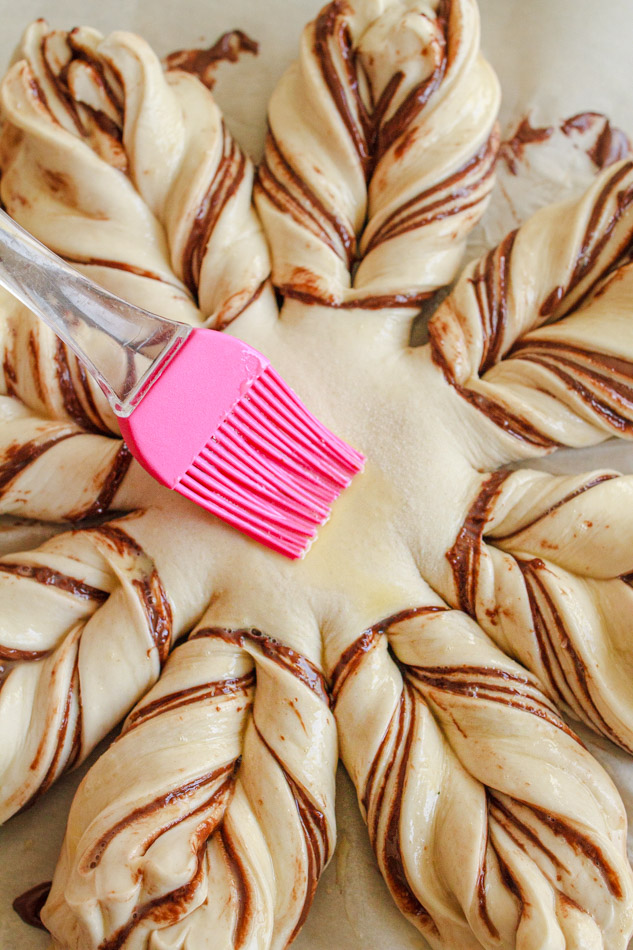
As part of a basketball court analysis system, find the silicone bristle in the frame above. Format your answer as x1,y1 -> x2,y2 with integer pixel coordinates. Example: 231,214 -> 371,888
176,366 -> 365,559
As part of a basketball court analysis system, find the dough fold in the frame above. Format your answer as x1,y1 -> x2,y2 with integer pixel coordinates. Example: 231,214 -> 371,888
333,603 -> 633,950
255,0 -> 500,310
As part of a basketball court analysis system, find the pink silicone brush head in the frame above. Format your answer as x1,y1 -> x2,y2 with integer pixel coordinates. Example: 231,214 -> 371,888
118,328 -> 365,558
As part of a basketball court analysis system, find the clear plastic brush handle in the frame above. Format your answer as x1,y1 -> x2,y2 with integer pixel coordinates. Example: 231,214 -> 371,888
0,209 -> 191,416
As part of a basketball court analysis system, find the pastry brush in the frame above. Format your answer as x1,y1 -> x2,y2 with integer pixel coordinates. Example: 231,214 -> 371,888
0,210 -> 364,558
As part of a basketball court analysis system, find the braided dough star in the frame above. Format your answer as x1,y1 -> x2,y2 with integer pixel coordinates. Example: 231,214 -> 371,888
0,2 -> 632,949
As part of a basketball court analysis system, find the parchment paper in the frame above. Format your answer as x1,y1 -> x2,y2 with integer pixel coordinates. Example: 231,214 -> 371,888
1,1 -> 632,947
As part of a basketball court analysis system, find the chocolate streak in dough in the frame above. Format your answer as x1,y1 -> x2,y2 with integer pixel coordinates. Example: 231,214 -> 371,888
164,30 -> 258,90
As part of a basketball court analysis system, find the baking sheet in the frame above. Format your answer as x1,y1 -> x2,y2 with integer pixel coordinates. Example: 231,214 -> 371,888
1,0 -> 633,947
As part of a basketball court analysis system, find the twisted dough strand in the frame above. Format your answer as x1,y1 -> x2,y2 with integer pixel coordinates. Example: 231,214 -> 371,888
429,160 -> 633,458
43,620 -> 337,950
0,291 -> 116,434
0,20 -> 274,487
255,0 -> 499,309
435,468 -> 633,756
1,20 -> 270,328
0,519 -> 173,823
332,603 -> 633,950
0,394 -> 138,521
